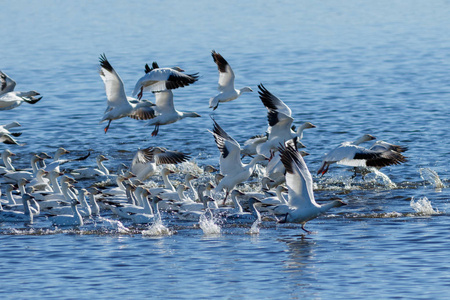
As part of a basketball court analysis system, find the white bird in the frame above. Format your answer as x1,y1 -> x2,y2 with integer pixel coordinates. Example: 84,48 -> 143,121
130,146 -> 189,181
87,187 -> 101,216
70,154 -> 110,179
317,134 -> 408,176
210,118 -> 267,204
2,154 -> 42,183
265,147 -> 309,188
0,149 -> 16,174
99,54 -> 156,133
0,194 -> 35,224
0,133 -> 23,145
146,90 -> 201,136
0,91 -> 41,110
147,167 -> 176,195
256,84 -> 316,157
49,199 -> 83,227
225,194 -> 262,223
209,50 -> 253,110
0,121 -> 22,137
26,169 -> 50,191
277,143 -> 347,233
132,62 -> 198,100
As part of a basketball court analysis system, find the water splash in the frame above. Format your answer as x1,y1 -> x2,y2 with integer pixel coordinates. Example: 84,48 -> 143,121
142,217 -> 172,236
370,168 -> 397,188
419,168 -> 444,190
248,219 -> 261,235
198,210 -> 221,235
94,217 -> 129,233
410,197 -> 440,215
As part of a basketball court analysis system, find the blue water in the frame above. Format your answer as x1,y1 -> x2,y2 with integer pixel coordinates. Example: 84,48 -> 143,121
1,0 -> 450,299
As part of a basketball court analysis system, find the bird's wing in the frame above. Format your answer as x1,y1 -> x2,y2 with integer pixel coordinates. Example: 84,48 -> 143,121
154,90 -> 175,114
369,140 -> 408,153
279,143 -> 318,209
132,68 -> 198,95
99,54 -> 128,108
258,84 -> 291,116
326,144 -> 408,167
266,111 -> 294,138
211,50 -> 235,92
154,149 -> 190,165
210,118 -> 242,175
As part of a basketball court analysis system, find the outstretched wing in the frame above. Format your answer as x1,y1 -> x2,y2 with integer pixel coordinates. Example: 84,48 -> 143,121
99,54 -> 128,108
279,143 -> 317,209
211,50 -> 235,92
258,83 -> 291,117
210,118 -> 242,175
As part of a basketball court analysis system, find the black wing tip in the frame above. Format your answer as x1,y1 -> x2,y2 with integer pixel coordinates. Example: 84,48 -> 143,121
144,63 -> 152,74
278,142 -> 300,175
211,50 -> 228,72
99,53 -> 113,72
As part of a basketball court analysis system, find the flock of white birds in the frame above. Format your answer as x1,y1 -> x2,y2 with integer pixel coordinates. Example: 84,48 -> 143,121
0,51 -> 408,233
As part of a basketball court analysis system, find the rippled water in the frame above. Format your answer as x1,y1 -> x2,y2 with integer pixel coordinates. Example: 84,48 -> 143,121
1,0 -> 450,299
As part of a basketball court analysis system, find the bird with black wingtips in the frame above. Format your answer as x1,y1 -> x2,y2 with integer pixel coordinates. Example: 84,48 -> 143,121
277,141 -> 347,233
98,53 -> 156,133
317,134 -> 408,176
209,50 -> 252,110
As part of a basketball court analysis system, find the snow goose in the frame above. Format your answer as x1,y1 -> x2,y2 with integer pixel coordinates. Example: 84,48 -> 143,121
0,149 -> 16,174
26,169 -> 50,191
0,133 -> 23,145
98,54 -> 156,133
145,90 -> 201,136
209,50 -> 253,110
277,143 -> 347,233
147,167 -> 176,195
0,194 -> 34,224
317,134 -> 408,176
225,195 -> 262,223
158,184 -> 189,201
0,121 -> 22,138
130,146 -> 189,181
209,118 -> 267,204
70,154 -> 110,179
0,70 -> 16,95
256,84 -> 316,157
0,90 -> 41,110
87,187 -> 101,216
49,199 -> 83,227
178,184 -> 215,221
3,154 -> 42,183
265,146 -> 309,188
128,196 -> 162,224
132,61 -> 198,99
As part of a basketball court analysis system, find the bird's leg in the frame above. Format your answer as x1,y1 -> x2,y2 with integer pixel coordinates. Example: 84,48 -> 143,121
222,190 -> 230,206
301,224 -> 312,234
104,120 -> 112,134
137,87 -> 143,100
320,165 -> 329,177
151,125 -> 159,137
352,168 -> 357,179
